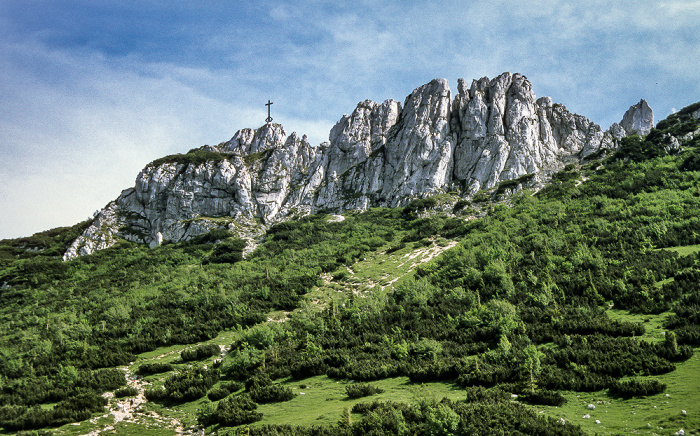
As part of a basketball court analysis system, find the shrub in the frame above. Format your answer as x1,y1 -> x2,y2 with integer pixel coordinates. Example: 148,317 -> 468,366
519,389 -> 567,406
609,379 -> 666,397
180,343 -> 220,362
332,270 -> 348,281
148,367 -> 219,404
148,149 -> 236,168
83,368 -> 126,391
472,191 -> 490,203
17,431 -> 54,436
136,363 -> 174,375
245,373 -> 272,392
207,387 -> 231,401
0,393 -> 109,430
183,228 -> 234,245
206,238 -> 247,264
681,152 -> 700,171
613,135 -> 666,162
345,383 -> 384,398
144,387 -> 167,401
223,381 -> 245,392
250,384 -> 295,403
453,199 -> 470,213
114,386 -> 139,398
403,197 -> 438,216
385,242 -> 406,254
198,394 -> 262,427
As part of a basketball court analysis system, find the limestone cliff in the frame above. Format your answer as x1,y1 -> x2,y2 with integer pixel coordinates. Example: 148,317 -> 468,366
63,72 -> 652,259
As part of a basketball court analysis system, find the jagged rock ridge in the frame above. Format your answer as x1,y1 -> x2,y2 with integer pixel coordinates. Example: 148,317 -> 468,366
63,72 -> 653,259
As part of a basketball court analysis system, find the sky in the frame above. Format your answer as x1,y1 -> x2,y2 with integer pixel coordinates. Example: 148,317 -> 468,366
1,0 -> 699,240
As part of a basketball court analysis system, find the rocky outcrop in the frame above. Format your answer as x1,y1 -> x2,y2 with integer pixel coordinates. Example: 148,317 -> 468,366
620,99 -> 654,136
64,72 -> 642,259
450,73 -> 616,194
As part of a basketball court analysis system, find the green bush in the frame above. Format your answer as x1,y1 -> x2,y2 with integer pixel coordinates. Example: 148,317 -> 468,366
609,378 -> 666,397
137,363 -> 174,375
453,199 -> 470,212
345,383 -> 384,398
385,242 -> 406,253
403,197 -> 438,216
207,387 -> 231,401
250,384 -> 295,403
519,389 -> 567,406
148,149 -> 236,168
206,238 -> 247,264
180,343 -> 220,361
114,386 -> 139,398
198,394 -> 262,427
681,152 -> 700,171
223,381 -> 245,392
0,392 -> 107,431
146,367 -> 219,404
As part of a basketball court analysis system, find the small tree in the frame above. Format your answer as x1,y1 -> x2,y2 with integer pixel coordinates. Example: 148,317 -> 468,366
521,344 -> 542,393
425,403 -> 460,436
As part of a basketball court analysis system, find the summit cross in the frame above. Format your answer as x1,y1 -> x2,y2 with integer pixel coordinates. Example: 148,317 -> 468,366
265,100 -> 273,123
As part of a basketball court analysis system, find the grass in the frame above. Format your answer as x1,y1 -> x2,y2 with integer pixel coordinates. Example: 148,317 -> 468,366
194,376 -> 466,430
147,400 -> 202,431
108,423 -> 177,435
53,416 -> 109,436
128,329 -> 238,374
606,308 -> 672,343
296,231 -> 460,313
660,244 -> 700,257
537,347 -> 700,435
146,375 -> 467,432
56,419 -> 177,436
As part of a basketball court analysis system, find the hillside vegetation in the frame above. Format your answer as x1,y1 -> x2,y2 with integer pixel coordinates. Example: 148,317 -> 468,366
0,103 -> 699,435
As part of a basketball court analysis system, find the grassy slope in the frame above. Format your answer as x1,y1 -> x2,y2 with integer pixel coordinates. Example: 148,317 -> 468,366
7,199 -> 700,435
45,233 -> 463,436
48,305 -> 700,436
543,346 -> 700,436
47,240 -> 698,436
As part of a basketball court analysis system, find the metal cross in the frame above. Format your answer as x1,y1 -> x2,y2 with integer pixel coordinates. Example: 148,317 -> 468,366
265,100 -> 273,123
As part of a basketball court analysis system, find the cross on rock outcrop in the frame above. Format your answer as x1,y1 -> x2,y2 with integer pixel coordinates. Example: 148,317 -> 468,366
265,100 -> 273,123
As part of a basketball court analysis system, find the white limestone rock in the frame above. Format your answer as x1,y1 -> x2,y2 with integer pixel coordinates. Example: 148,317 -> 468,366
620,99 -> 654,136
378,78 -> 454,203
452,72 -> 613,194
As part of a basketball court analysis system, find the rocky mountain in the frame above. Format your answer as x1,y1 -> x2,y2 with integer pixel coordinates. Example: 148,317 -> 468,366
63,72 -> 653,259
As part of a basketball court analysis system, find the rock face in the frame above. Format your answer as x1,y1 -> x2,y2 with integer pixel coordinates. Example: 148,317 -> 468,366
63,72 -> 643,259
620,99 -> 654,136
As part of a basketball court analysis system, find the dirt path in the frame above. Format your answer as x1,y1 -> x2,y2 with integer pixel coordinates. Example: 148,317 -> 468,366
80,366 -> 196,436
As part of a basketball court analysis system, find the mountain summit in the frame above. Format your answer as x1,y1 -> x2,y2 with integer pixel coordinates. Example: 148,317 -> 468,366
63,72 -> 652,259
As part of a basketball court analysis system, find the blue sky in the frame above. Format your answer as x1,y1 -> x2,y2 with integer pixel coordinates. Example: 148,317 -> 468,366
1,0 -> 699,239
